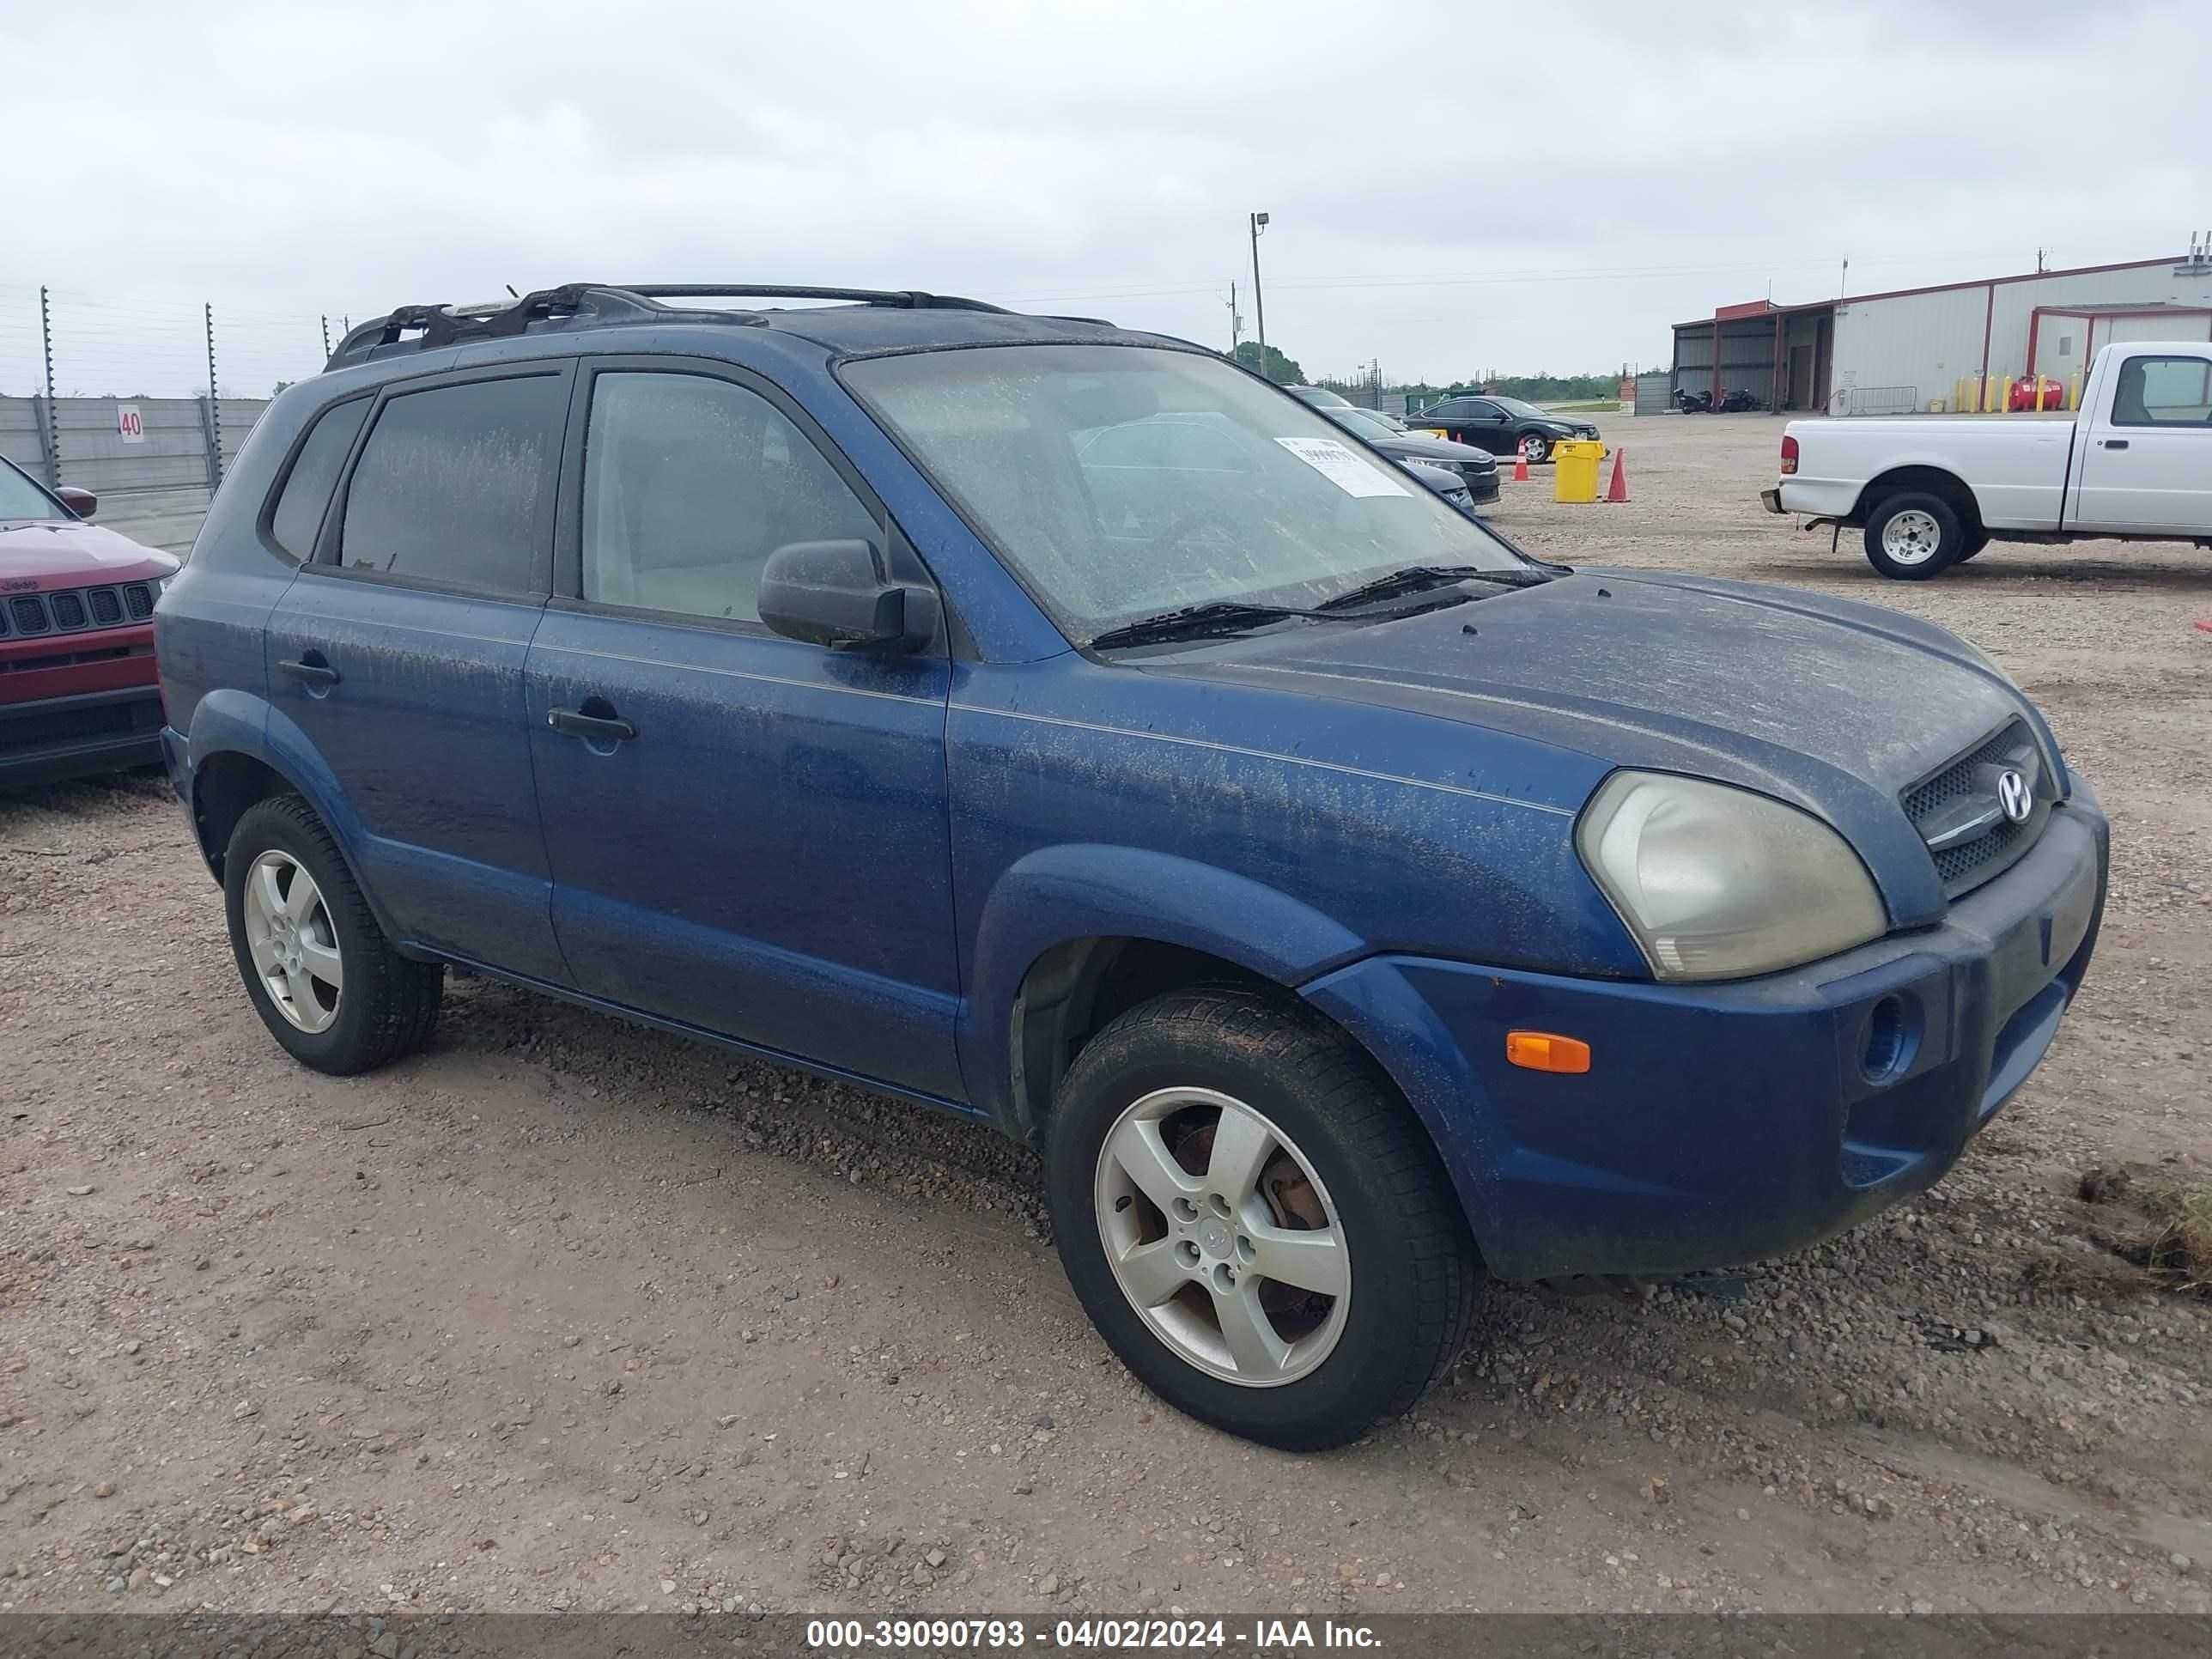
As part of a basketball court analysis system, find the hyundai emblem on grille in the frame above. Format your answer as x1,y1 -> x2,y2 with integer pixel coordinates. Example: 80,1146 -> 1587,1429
1996,769 -> 2032,823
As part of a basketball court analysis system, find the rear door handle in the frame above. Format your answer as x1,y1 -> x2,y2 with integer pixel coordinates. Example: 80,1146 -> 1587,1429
548,708 -> 637,743
276,656 -> 341,689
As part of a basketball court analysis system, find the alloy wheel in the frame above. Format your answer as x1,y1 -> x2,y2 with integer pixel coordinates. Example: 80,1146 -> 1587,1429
241,849 -> 343,1033
1093,1086 -> 1351,1387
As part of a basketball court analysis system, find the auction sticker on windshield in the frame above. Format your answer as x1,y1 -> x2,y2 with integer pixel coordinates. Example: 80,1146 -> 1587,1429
1273,437 -> 1409,497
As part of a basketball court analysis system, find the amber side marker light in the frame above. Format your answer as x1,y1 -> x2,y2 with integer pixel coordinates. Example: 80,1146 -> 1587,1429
1506,1030 -> 1591,1073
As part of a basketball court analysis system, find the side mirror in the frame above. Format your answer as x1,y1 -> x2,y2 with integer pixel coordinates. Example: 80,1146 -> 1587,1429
757,538 -> 938,653
57,486 -> 97,519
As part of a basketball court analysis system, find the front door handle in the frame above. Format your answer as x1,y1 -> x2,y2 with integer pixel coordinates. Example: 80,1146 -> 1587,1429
276,656 -> 341,689
548,707 -> 637,744
2100,439 -> 2130,450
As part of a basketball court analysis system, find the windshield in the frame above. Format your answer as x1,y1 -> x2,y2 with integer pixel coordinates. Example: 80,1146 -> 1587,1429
0,460 -> 65,522
845,345 -> 1528,642
1328,408 -> 1401,441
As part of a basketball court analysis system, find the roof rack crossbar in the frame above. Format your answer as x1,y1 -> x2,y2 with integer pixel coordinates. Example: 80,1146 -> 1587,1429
617,284 -> 1012,313
324,282 -> 1026,373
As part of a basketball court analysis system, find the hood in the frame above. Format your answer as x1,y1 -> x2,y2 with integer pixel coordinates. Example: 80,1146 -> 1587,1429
1373,432 -> 1498,467
1149,570 -> 2055,927
0,519 -> 178,591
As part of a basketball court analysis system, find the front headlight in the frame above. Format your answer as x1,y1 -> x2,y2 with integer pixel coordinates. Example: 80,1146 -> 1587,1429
1577,771 -> 1887,981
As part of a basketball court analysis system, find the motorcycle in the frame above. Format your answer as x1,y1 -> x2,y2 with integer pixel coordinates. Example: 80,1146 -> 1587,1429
1674,388 -> 1714,414
1716,388 -> 1760,413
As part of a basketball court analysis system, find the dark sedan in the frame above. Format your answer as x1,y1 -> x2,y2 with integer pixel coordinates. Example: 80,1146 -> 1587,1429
1403,394 -> 1598,464
1322,405 -> 1500,503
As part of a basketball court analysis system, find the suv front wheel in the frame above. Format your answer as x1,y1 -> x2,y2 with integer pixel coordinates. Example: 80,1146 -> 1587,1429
223,795 -> 442,1075
1046,988 -> 1479,1449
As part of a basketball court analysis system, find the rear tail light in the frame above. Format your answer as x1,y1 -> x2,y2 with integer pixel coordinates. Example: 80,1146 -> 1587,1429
1779,434 -> 1799,476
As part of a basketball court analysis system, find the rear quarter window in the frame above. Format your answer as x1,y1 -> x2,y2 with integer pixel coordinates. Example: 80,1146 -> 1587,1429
266,398 -> 370,562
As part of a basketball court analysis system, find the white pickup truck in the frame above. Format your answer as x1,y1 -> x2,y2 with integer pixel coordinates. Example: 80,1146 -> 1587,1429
1763,339 -> 2212,579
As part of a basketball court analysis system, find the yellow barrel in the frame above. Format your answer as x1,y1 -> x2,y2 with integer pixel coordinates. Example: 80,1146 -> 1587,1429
1553,439 -> 1605,503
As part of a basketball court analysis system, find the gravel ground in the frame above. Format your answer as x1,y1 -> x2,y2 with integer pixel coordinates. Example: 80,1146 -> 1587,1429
2,412 -> 2207,1618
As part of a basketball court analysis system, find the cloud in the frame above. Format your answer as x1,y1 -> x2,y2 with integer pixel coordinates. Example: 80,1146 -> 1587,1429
3,0 -> 2204,394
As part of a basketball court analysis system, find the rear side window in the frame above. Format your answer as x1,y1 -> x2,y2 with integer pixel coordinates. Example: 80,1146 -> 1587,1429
338,374 -> 565,594
267,398 -> 369,561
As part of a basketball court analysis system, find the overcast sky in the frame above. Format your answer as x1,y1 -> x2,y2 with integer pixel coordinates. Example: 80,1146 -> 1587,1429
4,0 -> 2207,398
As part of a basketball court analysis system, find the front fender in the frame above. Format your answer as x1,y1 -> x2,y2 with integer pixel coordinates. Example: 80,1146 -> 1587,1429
959,843 -> 1367,1119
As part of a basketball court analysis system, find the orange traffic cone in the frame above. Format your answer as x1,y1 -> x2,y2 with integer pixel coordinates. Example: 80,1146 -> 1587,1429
1604,448 -> 1629,502
1510,452 -> 1530,483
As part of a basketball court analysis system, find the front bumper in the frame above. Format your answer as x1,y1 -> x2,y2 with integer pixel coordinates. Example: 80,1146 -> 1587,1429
1305,787 -> 2107,1281
0,684 -> 167,788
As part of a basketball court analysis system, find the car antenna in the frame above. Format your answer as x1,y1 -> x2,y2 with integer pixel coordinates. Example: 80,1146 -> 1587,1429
505,285 -> 520,298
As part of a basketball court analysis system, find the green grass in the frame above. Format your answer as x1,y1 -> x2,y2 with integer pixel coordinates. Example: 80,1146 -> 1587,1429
1540,399 -> 1623,413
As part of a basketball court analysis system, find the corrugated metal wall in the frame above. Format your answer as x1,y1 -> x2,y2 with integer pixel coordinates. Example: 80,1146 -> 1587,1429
1830,285 -> 1990,410
1986,264 -> 2212,373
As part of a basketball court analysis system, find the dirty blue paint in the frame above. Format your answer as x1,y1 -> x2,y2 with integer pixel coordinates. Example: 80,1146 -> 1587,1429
155,298 -> 2109,1281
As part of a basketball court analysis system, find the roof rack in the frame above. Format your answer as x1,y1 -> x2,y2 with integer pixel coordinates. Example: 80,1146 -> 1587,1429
324,283 -> 1014,371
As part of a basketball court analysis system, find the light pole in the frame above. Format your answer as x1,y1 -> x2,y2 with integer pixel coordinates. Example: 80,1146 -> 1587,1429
1249,211 -> 1270,363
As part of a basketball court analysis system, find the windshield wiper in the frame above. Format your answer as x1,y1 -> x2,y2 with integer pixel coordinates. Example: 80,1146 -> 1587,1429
1087,599 -> 1362,651
1314,562 -> 1553,612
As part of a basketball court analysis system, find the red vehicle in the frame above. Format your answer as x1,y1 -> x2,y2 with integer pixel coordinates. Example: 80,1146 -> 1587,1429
1,455 -> 179,787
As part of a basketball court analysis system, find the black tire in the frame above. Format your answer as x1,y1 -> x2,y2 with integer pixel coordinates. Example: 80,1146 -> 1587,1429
223,794 -> 442,1076
1045,988 -> 1480,1450
1517,432 -> 1552,465
1955,530 -> 1990,564
1863,491 -> 1967,580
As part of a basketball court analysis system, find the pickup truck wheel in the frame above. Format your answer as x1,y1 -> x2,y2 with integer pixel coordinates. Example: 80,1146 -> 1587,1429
223,795 -> 443,1076
1864,492 -> 1966,580
1046,989 -> 1479,1449
1955,530 -> 1990,563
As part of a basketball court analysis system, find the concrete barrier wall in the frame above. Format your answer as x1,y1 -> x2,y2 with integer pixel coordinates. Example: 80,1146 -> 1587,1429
0,394 -> 270,495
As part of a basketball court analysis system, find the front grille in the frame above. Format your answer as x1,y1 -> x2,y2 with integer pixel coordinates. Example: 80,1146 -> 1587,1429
0,582 -> 155,641
1902,720 -> 2052,898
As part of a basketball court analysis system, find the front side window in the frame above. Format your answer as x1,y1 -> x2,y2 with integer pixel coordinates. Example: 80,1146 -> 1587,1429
2110,355 -> 2212,428
846,344 -> 1528,642
580,372 -> 877,623
268,398 -> 370,561
0,458 -> 64,522
338,374 -> 565,593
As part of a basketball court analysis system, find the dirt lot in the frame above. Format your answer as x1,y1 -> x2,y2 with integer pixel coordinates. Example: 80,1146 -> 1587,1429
3,413 -> 2208,1618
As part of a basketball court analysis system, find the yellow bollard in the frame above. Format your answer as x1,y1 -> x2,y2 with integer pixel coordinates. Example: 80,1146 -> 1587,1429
1552,440 -> 1604,503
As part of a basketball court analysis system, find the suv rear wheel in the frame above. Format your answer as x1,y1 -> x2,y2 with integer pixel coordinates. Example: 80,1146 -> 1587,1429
1045,988 -> 1478,1449
1864,491 -> 1968,579
223,795 -> 442,1075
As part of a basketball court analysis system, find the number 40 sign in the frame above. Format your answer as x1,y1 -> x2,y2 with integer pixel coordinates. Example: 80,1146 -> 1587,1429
116,404 -> 145,444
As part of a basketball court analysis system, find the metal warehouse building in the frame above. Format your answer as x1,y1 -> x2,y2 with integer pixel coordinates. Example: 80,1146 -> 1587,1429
1670,251 -> 2212,415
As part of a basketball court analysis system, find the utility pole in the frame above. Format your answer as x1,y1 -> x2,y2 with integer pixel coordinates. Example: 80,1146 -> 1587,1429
1838,257 -> 1849,299
1249,210 -> 1270,359
1226,282 -> 1240,353
321,314 -> 331,358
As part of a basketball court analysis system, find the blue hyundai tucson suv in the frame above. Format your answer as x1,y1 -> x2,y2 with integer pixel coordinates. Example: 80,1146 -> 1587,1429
155,283 -> 2106,1449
